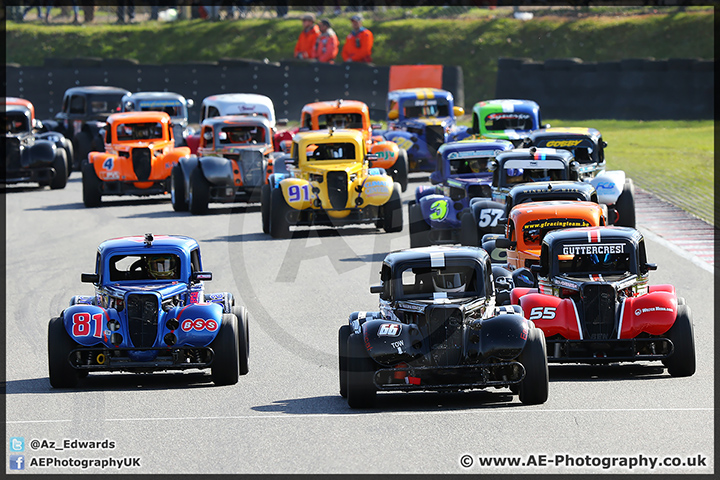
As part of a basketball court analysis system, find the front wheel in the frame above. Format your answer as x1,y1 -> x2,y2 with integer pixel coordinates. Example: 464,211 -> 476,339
49,148 -> 68,190
459,210 -> 478,246
381,183 -> 403,233
261,184 -> 271,234
518,328 -> 549,405
662,304 -> 696,377
338,325 -> 351,398
408,201 -> 431,248
210,314 -> 240,386
81,162 -> 102,207
270,186 -> 292,239
48,316 -> 80,388
392,149 -> 409,192
189,167 -> 210,215
233,306 -> 250,376
170,164 -> 188,212
614,178 -> 636,228
346,333 -> 377,408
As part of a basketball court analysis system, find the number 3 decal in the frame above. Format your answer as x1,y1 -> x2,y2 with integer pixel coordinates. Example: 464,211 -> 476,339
529,306 -> 556,321
429,200 -> 448,221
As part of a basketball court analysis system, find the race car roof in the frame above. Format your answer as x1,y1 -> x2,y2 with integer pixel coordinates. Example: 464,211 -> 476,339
201,114 -> 273,129
388,88 -> 453,102
292,128 -> 365,144
382,246 -> 489,271
202,93 -> 276,122
302,99 -> 369,114
62,86 -> 130,97
473,98 -> 540,112
542,226 -> 643,249
496,147 -> 574,164
507,181 -> 596,200
526,127 -> 602,142
97,234 -> 200,256
106,111 -> 172,124
439,138 -> 514,158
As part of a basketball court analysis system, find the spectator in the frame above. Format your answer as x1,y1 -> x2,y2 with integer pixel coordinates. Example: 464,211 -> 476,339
341,14 -> 373,63
294,13 -> 320,60
313,18 -> 339,64
117,1 -> 135,24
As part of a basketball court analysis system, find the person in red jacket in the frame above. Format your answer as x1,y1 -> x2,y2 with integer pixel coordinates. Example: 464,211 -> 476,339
294,13 -> 321,60
312,18 -> 339,63
341,14 -> 373,63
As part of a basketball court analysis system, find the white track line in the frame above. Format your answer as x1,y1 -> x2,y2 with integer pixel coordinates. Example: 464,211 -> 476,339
639,227 -> 714,273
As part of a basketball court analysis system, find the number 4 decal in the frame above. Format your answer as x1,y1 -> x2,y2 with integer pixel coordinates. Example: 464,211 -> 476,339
478,208 -> 504,228
102,157 -> 114,170
529,306 -> 556,321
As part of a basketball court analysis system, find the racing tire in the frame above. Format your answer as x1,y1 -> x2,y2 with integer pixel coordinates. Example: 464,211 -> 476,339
346,333 -> 377,408
338,325 -> 351,398
614,178 -> 636,228
49,148 -> 68,190
170,164 -> 188,212
459,210 -> 479,246
48,316 -> 80,388
60,137 -> 74,176
677,297 -> 686,306
408,201 -> 431,248
73,131 -> 93,171
261,184 -> 271,235
662,304 -> 696,377
518,328 -> 549,405
210,314 -> 240,386
392,149 -> 409,192
189,167 -> 210,215
233,306 -> 250,376
81,162 -> 102,208
381,183 -> 404,233
270,186 -> 292,239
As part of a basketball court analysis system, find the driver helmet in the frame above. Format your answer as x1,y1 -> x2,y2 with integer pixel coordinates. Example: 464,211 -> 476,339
432,271 -> 466,293
146,255 -> 177,279
468,158 -> 486,173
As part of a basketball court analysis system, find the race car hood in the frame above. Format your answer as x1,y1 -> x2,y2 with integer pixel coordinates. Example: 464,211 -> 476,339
104,282 -> 188,300
302,161 -> 363,176
445,174 -> 493,187
547,272 -> 637,293
401,118 -> 449,129
210,144 -> 272,156
395,296 -> 485,313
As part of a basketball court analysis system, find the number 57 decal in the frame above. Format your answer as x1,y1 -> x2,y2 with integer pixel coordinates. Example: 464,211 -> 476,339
529,306 -> 556,320
478,208 -> 504,228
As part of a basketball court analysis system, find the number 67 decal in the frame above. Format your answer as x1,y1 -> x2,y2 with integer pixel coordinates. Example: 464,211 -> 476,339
529,306 -> 556,320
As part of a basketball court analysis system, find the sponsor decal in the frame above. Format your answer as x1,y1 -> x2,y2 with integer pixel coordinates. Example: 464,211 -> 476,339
487,113 -> 530,121
188,291 -> 200,303
595,182 -> 616,190
555,278 -> 578,289
378,323 -> 401,337
180,318 -> 219,332
447,150 -> 492,159
562,243 -> 625,255
414,99 -> 438,106
543,140 -> 583,148
390,340 -> 404,349
529,306 -> 556,321
524,218 -> 591,231
634,306 -> 673,316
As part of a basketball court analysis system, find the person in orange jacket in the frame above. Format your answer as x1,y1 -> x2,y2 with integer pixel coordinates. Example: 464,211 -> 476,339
294,13 -> 321,60
312,18 -> 339,63
341,14 -> 373,63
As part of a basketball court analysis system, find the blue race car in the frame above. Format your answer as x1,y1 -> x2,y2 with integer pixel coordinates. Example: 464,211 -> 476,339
48,233 -> 249,387
375,88 -> 471,172
407,138 -> 513,248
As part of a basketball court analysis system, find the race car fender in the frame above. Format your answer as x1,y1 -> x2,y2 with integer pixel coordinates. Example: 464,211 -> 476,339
649,284 -> 676,295
414,185 -> 437,203
177,154 -> 199,193
510,287 -> 538,305
517,293 -> 582,339
619,291 -> 677,338
446,125 -> 472,143
368,141 -> 399,170
89,152 -> 120,180
279,177 -> 313,210
267,172 -> 289,189
162,146 -> 191,168
62,304 -> 116,347
348,311 -> 382,333
418,193 -> 455,228
361,319 -> 423,365
198,155 -> 235,187
470,199 -> 506,233
23,140 -> 56,167
464,313 -> 529,361
383,131 -> 415,153
172,302 -> 224,347
360,175 -> 394,206
590,170 -> 625,205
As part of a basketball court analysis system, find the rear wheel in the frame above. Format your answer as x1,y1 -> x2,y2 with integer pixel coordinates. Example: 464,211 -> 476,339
73,131 -> 93,171
49,148 -> 68,190
261,184 -> 271,234
81,162 -> 102,208
662,305 -> 696,377
233,306 -> 250,375
614,178 -> 636,228
48,316 -> 80,388
392,149 -> 409,192
270,187 -> 291,239
518,328 -> 549,405
338,325 -> 351,398
189,167 -> 210,215
170,164 -> 188,212
346,333 -> 377,408
210,314 -> 240,386
408,201 -> 431,248
381,183 -> 403,233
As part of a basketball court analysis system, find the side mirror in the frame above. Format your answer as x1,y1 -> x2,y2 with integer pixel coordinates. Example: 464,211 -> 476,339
192,271 -> 213,282
186,99 -> 194,109
277,118 -> 289,126
81,273 -> 99,283
645,263 -> 658,271
453,106 -> 465,117
512,267 -> 536,288
387,110 -> 399,120
530,264 -> 542,273
366,153 -> 379,167
370,285 -> 383,294
495,238 -> 516,249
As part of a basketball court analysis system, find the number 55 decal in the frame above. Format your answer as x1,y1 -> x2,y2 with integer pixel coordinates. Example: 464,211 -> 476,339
529,306 -> 556,321
478,208 -> 504,228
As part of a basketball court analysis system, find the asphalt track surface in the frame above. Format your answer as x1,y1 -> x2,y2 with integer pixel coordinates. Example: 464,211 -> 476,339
4,173 -> 714,474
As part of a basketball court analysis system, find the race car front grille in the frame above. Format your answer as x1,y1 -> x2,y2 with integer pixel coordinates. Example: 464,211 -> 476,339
326,171 -> 348,209
4,137 -> 22,173
581,284 -> 616,340
126,294 -> 159,348
238,150 -> 264,187
426,125 -> 445,156
132,148 -> 152,181
424,306 -> 463,366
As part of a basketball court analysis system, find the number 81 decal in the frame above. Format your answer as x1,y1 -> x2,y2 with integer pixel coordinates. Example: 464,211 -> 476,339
529,306 -> 556,320
72,312 -> 104,338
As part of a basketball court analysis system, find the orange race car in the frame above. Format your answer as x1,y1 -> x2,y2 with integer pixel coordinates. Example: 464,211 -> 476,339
275,99 -> 409,191
83,111 -> 191,207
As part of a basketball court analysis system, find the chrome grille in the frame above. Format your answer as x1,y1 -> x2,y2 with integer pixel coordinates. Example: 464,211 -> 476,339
132,148 -> 152,181
126,294 -> 159,348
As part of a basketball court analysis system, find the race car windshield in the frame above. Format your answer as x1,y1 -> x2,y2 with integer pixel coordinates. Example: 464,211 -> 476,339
108,254 -> 181,281
318,113 -> 364,129
89,96 -> 123,115
5,113 -> 29,134
137,101 -> 183,118
399,265 -> 480,299
450,156 -> 490,175
401,99 -> 450,119
555,242 -> 633,276
484,112 -> 533,132
116,122 -> 164,141
504,167 -> 566,185
305,142 -> 356,161
218,125 -> 266,145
